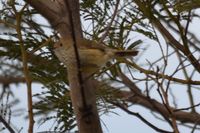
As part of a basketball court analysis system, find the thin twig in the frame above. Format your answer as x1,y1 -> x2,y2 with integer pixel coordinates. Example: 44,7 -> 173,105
16,9 -> 34,133
176,50 -> 196,113
174,102 -> 200,112
98,0 -> 120,44
0,115 -> 15,133
125,60 -> 200,85
110,101 -> 173,133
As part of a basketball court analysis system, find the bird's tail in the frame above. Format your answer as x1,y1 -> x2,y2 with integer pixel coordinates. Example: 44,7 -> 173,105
115,50 -> 138,57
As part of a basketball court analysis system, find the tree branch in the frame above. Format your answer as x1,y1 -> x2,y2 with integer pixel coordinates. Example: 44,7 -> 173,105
16,9 -> 34,133
116,72 -> 200,124
0,76 -> 26,84
110,101 -> 173,133
125,60 -> 200,85
134,0 -> 200,73
98,0 -> 120,43
0,115 -> 15,133
25,0 -> 60,26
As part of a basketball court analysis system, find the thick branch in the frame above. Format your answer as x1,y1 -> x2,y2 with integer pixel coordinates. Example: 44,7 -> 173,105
25,0 -> 70,37
116,72 -> 200,124
25,0 -> 60,26
120,90 -> 200,124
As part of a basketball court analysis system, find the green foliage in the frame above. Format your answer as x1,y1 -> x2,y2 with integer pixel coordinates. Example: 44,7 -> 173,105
0,1 -> 74,131
81,0 -> 155,47
174,0 -> 200,12
34,84 -> 76,132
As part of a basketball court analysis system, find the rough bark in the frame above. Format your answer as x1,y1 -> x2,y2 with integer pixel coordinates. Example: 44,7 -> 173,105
25,0 -> 103,133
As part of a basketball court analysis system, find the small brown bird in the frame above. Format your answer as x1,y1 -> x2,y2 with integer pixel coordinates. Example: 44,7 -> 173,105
54,39 -> 138,74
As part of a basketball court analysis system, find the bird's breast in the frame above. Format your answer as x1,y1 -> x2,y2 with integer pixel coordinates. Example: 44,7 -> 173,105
79,49 -> 110,67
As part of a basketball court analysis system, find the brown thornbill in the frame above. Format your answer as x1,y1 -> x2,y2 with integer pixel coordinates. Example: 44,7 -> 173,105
54,39 -> 138,74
